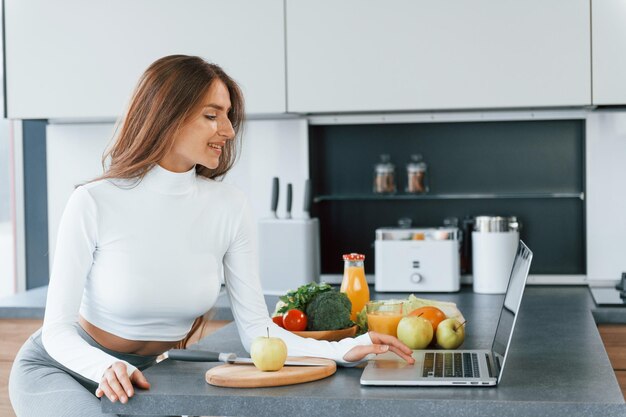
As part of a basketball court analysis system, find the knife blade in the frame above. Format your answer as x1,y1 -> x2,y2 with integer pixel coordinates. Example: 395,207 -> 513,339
167,349 -> 324,366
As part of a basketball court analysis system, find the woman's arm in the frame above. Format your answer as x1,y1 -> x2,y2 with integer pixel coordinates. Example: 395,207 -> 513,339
222,196 -> 413,366
42,186 -> 138,383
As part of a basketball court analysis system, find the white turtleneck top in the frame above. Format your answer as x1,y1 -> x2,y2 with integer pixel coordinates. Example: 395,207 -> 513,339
42,164 -> 372,383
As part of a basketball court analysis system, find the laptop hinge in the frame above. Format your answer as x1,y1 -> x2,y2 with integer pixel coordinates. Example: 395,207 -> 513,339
487,352 -> 498,378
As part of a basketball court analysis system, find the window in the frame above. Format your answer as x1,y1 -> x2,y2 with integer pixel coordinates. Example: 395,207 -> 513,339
0,3 -> 16,297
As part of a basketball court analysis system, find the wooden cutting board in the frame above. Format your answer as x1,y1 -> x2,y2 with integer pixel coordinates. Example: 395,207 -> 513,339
205,357 -> 336,388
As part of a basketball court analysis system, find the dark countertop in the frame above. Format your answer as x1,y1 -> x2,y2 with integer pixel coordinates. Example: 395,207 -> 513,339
0,286 -> 47,318
100,286 -> 626,417
0,285 -> 235,320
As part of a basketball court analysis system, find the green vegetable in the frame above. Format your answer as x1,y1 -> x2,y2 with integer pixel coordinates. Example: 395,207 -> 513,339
305,291 -> 353,331
355,305 -> 368,336
276,282 -> 332,315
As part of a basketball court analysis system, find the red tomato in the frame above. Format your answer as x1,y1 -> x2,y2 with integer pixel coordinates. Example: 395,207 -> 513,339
282,309 -> 308,331
272,315 -> 284,328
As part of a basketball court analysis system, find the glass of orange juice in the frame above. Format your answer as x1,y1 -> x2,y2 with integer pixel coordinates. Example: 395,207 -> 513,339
366,301 -> 404,338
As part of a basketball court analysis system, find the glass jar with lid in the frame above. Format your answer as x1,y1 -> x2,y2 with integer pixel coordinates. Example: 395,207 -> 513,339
406,154 -> 428,194
373,154 -> 396,194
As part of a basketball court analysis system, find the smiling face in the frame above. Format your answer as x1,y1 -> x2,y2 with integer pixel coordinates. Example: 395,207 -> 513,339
159,80 -> 235,172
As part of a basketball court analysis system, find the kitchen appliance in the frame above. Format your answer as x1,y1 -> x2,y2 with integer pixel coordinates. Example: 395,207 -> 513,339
361,241 -> 533,387
258,178 -> 321,295
374,227 -> 460,292
472,216 -> 520,294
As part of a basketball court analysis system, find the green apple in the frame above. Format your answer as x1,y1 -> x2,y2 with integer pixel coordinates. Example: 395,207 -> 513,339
396,316 -> 433,349
250,332 -> 288,371
436,318 -> 465,349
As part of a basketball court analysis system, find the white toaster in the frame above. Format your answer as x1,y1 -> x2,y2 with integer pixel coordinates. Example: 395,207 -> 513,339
374,227 -> 460,292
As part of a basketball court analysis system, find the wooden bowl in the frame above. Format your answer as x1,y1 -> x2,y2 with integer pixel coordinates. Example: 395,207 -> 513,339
291,325 -> 358,341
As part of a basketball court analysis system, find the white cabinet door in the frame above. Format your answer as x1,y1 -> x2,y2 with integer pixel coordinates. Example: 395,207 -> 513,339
5,0 -> 285,119
286,0 -> 591,113
586,111 -> 626,280
592,0 -> 626,105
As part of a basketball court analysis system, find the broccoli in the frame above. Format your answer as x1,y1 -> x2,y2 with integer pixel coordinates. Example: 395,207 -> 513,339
305,291 -> 353,331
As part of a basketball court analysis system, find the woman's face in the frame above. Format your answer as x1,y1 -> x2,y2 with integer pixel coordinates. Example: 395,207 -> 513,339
160,80 -> 235,172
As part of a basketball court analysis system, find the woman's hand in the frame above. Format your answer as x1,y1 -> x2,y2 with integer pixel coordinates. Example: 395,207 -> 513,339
343,331 -> 415,364
95,362 -> 151,403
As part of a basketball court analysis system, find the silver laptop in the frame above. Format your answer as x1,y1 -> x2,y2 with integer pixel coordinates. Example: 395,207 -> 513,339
361,240 -> 533,387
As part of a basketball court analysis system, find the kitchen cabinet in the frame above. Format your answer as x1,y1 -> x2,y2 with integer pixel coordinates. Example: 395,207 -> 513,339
286,0 -> 591,113
592,0 -> 626,105
585,110 -> 626,280
309,117 -> 586,277
4,0 -> 286,119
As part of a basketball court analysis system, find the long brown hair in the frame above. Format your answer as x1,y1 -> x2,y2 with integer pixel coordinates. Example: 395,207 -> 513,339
92,55 -> 244,184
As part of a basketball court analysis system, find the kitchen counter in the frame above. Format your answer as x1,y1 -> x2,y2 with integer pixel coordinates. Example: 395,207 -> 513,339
102,286 -> 626,417
0,286 -> 47,318
0,285 -> 235,320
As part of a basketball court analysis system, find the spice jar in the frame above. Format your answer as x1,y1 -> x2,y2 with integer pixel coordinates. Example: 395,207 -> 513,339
406,154 -> 428,194
373,154 -> 396,194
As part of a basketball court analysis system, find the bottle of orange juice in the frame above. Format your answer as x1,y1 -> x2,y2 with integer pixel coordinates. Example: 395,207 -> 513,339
340,253 -> 370,321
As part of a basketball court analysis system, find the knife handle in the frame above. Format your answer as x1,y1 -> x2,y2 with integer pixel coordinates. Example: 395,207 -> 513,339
303,178 -> 312,219
286,183 -> 293,219
167,349 -> 221,362
271,177 -> 279,218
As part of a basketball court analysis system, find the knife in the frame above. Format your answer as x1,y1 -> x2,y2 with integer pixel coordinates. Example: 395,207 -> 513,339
302,178 -> 312,220
167,349 -> 324,366
285,183 -> 293,219
271,177 -> 279,219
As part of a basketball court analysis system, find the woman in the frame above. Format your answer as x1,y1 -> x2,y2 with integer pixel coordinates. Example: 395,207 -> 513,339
9,55 -> 414,417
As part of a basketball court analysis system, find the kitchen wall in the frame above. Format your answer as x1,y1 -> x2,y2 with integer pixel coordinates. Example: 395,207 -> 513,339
7,0 -> 626,289
46,118 -> 309,270
41,109 -> 626,286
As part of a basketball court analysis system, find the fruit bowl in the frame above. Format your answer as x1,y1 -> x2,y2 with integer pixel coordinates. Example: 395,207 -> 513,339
290,325 -> 358,341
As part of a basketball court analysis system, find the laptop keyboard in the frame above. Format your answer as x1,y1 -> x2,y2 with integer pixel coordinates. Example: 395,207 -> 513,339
422,352 -> 481,378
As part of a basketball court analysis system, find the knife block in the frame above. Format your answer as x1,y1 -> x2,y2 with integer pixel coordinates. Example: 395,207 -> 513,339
257,218 -> 320,295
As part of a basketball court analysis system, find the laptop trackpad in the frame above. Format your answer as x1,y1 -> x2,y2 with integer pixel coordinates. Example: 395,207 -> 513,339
366,352 -> 422,381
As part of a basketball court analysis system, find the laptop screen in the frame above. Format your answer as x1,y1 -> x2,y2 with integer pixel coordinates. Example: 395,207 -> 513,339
490,240 -> 533,381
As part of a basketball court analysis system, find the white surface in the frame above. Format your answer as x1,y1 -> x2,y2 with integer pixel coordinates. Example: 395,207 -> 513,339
5,0 -> 285,119
222,119 -> 310,220
258,218 -> 320,294
46,119 -> 310,276
46,123 -> 114,268
308,109 -> 589,125
592,0 -> 626,105
374,240 -> 460,292
471,231 -> 519,294
586,110 -> 626,280
0,222 -> 14,298
287,0 -> 591,113
12,121 -> 26,293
